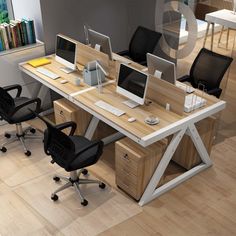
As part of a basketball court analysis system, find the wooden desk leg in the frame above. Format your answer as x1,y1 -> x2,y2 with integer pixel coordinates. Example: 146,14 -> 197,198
226,28 -> 230,49
203,22 -> 211,48
211,23 -> 215,51
218,26 -> 224,47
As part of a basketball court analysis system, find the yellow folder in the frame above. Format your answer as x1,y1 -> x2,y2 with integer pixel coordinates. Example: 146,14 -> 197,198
28,58 -> 51,67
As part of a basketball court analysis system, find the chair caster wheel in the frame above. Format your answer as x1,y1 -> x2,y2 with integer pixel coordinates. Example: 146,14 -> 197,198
30,128 -> 36,134
51,194 -> 59,201
81,199 -> 88,206
53,176 -> 60,182
99,183 -> 106,189
0,147 -> 7,153
4,133 -> 11,139
82,169 -> 88,175
25,151 -> 31,157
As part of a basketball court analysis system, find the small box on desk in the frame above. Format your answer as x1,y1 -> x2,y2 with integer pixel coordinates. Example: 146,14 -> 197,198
83,69 -> 105,86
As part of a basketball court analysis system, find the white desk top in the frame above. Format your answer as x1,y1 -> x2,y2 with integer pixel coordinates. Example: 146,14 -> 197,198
205,9 -> 236,29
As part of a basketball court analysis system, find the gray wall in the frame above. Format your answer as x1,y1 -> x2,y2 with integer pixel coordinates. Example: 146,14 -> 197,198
11,0 -> 44,42
127,0 -> 156,39
40,0 -> 129,54
39,0 -> 157,54
11,0 -> 180,58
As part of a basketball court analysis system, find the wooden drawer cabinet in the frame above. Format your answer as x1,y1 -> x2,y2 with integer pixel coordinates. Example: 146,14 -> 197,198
115,138 -> 167,200
172,117 -> 216,170
54,98 -> 92,135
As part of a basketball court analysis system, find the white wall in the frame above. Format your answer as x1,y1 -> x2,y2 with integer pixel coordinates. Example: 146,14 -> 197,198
11,0 -> 44,41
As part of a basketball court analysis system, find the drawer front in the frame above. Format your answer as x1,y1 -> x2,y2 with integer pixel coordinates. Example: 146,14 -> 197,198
116,166 -> 139,186
115,149 -> 140,176
54,105 -> 73,121
117,179 -> 139,200
54,107 -> 73,135
116,170 -> 140,200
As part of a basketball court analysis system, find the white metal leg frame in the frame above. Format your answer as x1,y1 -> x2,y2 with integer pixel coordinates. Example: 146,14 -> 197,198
139,123 -> 213,206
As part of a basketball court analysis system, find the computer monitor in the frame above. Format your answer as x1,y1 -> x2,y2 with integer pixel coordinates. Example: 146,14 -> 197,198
87,29 -> 113,60
147,53 -> 176,85
55,34 -> 77,73
116,64 -> 149,108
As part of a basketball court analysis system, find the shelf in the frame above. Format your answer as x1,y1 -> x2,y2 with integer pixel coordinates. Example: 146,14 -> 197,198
0,40 -> 44,57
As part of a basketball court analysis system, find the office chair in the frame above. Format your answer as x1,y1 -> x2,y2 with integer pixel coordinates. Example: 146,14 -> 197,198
178,48 -> 233,98
118,26 -> 162,65
0,84 -> 41,156
35,113 -> 106,206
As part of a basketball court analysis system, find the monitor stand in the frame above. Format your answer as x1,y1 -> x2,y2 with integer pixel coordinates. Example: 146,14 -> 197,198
60,67 -> 75,74
122,100 -> 139,109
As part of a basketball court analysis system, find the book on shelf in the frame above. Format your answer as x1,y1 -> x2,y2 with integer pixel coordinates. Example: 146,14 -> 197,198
0,18 -> 36,52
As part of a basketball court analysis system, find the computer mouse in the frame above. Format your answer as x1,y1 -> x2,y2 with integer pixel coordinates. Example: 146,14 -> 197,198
60,79 -> 68,84
145,116 -> 160,125
128,117 -> 136,123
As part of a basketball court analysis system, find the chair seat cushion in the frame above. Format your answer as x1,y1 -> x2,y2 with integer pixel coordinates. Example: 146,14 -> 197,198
10,97 -> 37,123
66,136 -> 100,171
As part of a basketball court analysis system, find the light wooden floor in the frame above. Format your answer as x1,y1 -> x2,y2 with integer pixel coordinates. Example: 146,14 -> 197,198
0,33 -> 236,235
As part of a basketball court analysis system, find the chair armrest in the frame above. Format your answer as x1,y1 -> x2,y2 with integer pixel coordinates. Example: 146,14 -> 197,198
12,98 -> 41,116
178,75 -> 191,83
3,84 -> 22,97
207,88 -> 222,98
117,50 -> 129,57
55,121 -> 77,136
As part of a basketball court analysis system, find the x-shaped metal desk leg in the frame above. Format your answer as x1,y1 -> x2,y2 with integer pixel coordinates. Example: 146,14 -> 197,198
139,123 -> 212,206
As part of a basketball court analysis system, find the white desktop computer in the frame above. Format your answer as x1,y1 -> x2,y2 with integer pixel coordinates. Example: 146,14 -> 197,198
55,34 -> 78,74
116,63 -> 149,108
87,29 -> 113,61
147,53 -> 176,85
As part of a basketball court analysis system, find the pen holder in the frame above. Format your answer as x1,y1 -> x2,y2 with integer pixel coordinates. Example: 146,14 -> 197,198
83,69 -> 105,86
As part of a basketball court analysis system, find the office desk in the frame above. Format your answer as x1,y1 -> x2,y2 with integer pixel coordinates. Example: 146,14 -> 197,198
203,9 -> 236,50
19,53 -> 226,206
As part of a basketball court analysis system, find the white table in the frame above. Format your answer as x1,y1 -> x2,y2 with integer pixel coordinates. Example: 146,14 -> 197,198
203,9 -> 236,50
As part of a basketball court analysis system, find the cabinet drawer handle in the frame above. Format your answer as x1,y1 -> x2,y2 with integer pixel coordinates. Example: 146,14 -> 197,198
122,154 -> 130,161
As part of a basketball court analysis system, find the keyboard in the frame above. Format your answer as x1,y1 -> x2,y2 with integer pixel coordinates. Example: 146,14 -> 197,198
36,67 -> 60,80
184,94 -> 206,113
95,100 -> 125,117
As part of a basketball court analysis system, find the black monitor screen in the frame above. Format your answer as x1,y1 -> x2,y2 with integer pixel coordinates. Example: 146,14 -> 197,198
118,64 -> 148,98
56,36 -> 76,64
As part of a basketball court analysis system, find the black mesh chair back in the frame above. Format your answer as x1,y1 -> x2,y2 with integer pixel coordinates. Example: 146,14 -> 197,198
129,26 -> 162,63
190,48 -> 233,90
0,87 -> 15,121
35,113 -> 104,172
45,124 -> 76,169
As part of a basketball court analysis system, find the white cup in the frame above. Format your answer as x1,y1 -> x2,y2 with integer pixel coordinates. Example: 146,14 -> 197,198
73,77 -> 81,86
